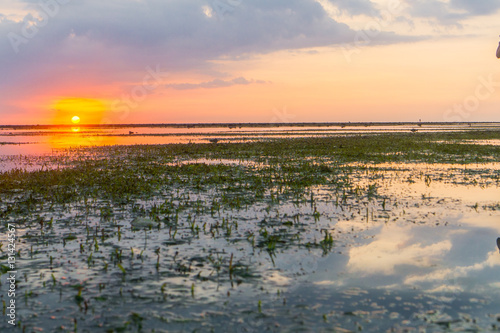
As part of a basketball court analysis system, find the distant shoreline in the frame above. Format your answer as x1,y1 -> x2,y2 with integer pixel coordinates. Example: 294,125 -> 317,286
1,121 -> 499,130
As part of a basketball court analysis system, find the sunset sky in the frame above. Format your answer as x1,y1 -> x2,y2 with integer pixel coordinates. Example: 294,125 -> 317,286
1,0 -> 499,125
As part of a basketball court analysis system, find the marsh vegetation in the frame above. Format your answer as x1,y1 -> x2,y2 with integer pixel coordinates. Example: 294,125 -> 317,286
0,130 -> 499,332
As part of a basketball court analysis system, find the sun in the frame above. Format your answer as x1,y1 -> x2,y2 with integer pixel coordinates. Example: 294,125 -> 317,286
52,98 -> 107,125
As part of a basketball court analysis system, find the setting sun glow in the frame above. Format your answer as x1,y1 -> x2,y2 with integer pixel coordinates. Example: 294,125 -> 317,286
52,98 -> 107,125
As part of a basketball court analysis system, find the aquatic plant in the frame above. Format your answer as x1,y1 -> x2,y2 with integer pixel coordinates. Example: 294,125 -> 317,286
0,130 -> 499,332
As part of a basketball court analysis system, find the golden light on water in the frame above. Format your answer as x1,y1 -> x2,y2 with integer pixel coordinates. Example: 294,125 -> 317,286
47,98 -> 114,150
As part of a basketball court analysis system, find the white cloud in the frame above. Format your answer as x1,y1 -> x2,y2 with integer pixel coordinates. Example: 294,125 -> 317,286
346,226 -> 452,275
0,0 -> 360,103
165,77 -> 267,90
317,0 -> 378,17
404,0 -> 500,26
1,0 -> 498,116
0,0 -> 32,22
0,0 -> 415,89
405,250 -> 500,286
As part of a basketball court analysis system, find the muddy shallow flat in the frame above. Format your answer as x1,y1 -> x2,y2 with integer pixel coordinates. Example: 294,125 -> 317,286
0,131 -> 499,332
1,122 -> 498,157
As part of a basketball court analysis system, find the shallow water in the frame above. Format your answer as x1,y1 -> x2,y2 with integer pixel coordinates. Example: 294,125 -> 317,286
1,149 -> 499,332
1,122 -> 499,157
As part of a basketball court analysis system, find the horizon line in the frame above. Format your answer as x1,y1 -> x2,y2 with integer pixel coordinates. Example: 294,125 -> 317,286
1,121 -> 499,128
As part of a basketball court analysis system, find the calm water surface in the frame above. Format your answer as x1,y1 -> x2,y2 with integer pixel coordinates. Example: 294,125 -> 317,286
0,124 -> 499,331
1,122 -> 498,156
